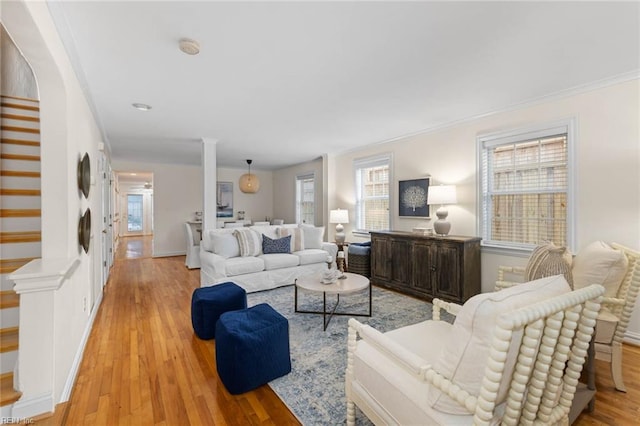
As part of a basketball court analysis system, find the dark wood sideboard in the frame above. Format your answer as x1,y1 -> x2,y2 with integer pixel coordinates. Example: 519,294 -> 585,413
370,231 -> 481,304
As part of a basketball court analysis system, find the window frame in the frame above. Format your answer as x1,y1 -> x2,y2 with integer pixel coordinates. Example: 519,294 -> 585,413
477,119 -> 575,253
353,153 -> 393,235
295,172 -> 315,225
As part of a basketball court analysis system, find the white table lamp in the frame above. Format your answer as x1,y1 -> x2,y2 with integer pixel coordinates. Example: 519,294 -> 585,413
329,209 -> 349,244
427,185 -> 457,236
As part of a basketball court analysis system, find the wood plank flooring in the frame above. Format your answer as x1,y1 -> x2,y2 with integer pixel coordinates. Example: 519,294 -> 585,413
33,236 -> 640,425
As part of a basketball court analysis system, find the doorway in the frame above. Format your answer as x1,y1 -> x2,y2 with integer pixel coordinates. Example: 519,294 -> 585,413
127,194 -> 144,232
116,172 -> 154,237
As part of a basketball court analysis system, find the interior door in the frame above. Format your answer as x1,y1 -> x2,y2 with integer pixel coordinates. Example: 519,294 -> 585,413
126,194 -> 144,235
101,153 -> 113,286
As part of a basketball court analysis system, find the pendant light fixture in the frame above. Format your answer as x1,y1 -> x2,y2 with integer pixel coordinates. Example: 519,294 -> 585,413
239,159 -> 260,193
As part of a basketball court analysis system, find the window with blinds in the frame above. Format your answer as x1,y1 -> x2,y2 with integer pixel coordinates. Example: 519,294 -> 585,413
296,173 -> 315,225
354,154 -> 392,232
478,121 -> 574,250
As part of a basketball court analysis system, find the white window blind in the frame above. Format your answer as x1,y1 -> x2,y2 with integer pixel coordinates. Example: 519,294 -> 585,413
478,121 -> 573,250
354,154 -> 392,232
296,173 -> 315,225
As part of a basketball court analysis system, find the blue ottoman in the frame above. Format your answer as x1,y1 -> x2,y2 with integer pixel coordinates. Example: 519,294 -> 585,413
191,282 -> 247,340
216,303 -> 291,394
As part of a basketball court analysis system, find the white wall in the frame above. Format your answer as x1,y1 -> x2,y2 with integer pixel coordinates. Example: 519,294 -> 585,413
216,167 -> 274,224
1,25 -> 38,98
272,158 -> 324,225
112,161 -> 202,257
331,79 -> 640,342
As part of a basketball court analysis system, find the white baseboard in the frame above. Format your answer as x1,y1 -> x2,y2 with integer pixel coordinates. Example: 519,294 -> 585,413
624,331 -> 640,347
60,290 -> 104,402
11,392 -> 54,420
152,251 -> 185,258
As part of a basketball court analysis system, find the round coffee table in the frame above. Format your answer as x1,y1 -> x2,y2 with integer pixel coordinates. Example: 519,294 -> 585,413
294,272 -> 371,330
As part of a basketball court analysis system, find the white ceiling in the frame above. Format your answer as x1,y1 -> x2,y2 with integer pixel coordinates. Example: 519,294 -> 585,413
48,1 -> 639,170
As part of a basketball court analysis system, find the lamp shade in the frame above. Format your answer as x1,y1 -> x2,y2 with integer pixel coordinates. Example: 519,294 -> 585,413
427,185 -> 457,205
329,209 -> 349,224
239,159 -> 260,193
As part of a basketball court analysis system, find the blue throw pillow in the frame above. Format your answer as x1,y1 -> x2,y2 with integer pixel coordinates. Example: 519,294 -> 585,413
262,235 -> 291,254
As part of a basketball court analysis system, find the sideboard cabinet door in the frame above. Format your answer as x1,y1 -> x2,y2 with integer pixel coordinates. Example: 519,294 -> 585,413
370,231 -> 481,304
371,234 -> 391,282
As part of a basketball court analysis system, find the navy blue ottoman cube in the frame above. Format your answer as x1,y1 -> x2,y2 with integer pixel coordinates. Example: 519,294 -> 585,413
191,282 -> 247,340
216,303 -> 291,394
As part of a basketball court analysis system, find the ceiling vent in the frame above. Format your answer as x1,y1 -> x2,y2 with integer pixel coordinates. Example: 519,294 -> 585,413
179,38 -> 200,55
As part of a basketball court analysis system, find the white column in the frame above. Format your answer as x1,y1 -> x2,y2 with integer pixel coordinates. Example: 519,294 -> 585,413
201,138 -> 218,230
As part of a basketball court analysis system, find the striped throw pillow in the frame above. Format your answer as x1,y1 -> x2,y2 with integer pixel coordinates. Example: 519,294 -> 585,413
278,227 -> 305,252
234,229 -> 261,257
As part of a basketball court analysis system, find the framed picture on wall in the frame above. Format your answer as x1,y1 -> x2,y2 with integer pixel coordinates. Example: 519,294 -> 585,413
399,178 -> 430,218
216,181 -> 233,218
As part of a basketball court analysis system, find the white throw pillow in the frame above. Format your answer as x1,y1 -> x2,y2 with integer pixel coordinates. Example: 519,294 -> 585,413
233,228 -> 262,257
278,227 -> 305,252
211,232 -> 240,258
572,241 -> 628,297
300,224 -> 324,249
250,225 -> 278,240
427,275 -> 571,414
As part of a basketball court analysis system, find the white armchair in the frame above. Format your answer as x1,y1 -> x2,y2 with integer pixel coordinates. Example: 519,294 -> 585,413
495,242 -> 640,392
183,222 -> 201,269
346,276 -> 604,425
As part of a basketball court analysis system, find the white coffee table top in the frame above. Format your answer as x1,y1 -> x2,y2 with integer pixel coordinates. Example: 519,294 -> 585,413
295,272 -> 370,295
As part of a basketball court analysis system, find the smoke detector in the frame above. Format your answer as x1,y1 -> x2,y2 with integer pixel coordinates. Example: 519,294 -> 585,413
179,38 -> 200,55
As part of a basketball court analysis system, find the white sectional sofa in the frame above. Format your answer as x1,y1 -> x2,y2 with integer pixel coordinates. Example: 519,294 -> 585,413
200,224 -> 338,293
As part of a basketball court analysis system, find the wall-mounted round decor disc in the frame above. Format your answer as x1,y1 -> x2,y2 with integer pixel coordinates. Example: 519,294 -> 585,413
77,153 -> 91,198
78,208 -> 91,253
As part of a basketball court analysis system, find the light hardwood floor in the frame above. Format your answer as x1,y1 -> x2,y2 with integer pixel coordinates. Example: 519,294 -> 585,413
34,236 -> 639,425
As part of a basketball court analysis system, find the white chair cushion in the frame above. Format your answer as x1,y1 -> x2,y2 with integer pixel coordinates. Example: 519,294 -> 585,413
572,241 -> 628,297
353,320 -> 493,425
259,253 -> 300,270
234,228 -> 262,257
295,249 -> 330,265
225,256 -> 265,276
300,224 -> 325,249
428,275 -> 571,414
278,227 -> 305,252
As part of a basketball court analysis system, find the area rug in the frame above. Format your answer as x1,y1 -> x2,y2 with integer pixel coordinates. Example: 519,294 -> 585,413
247,284 -> 453,425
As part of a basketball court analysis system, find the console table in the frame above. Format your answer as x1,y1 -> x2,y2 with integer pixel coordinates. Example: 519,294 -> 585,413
370,231 -> 481,304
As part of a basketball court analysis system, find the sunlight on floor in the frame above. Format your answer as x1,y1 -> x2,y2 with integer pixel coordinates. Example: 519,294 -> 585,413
117,235 -> 153,259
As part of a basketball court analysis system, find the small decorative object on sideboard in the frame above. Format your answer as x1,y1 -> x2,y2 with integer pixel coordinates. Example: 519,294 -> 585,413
412,227 -> 433,236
